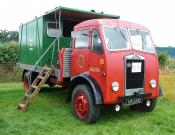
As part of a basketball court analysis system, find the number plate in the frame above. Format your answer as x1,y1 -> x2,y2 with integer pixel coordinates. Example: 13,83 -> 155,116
125,98 -> 143,105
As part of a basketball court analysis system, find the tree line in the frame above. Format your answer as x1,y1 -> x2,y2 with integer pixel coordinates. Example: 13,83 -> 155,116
0,30 -> 19,43
0,30 -> 19,65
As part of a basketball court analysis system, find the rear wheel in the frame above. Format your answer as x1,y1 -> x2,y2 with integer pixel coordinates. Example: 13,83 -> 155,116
47,82 -> 55,87
71,84 -> 100,124
23,72 -> 30,93
130,98 -> 157,112
23,71 -> 37,93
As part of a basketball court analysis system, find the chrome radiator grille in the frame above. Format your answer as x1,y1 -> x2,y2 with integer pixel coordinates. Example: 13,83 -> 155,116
63,48 -> 72,77
124,54 -> 145,96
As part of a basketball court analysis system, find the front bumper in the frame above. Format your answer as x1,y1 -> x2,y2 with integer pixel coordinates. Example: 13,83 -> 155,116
119,93 -> 152,101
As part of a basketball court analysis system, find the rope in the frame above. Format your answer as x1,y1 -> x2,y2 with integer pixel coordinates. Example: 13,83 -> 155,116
54,8 -> 61,50
50,8 -> 61,66
50,8 -> 59,66
35,16 -> 41,64
50,42 -> 55,66
55,8 -> 59,51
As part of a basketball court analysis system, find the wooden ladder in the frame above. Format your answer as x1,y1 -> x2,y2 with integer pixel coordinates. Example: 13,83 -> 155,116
16,65 -> 54,112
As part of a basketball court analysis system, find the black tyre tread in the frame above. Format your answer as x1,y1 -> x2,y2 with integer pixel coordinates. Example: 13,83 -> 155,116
72,84 -> 100,124
130,99 -> 157,112
47,82 -> 55,87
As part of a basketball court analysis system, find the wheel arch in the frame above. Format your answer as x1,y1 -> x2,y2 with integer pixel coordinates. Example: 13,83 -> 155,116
69,74 -> 103,104
22,69 -> 39,82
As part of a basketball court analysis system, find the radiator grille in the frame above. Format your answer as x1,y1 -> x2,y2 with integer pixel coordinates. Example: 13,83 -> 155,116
125,59 -> 145,96
63,48 -> 72,77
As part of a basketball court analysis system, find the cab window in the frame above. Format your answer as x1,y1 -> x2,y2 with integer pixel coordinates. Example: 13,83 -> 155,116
74,29 -> 89,49
91,29 -> 103,54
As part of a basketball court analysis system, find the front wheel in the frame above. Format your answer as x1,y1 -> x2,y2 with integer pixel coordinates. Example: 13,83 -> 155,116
130,98 -> 157,112
71,84 -> 100,124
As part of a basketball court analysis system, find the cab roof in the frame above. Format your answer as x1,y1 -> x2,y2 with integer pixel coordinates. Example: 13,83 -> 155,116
74,19 -> 149,31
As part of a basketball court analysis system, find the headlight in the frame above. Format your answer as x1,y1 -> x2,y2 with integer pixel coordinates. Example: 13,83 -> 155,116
112,82 -> 119,91
150,80 -> 156,88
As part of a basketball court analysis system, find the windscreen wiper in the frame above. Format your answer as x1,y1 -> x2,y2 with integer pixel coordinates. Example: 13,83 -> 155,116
114,27 -> 128,41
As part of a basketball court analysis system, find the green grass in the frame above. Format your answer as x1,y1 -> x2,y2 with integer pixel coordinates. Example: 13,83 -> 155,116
0,74 -> 175,135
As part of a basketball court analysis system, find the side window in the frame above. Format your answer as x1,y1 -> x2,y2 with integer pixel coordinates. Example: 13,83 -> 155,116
75,29 -> 89,49
92,29 -> 103,54
47,22 -> 59,37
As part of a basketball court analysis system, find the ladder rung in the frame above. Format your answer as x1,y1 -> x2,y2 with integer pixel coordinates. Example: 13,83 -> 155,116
43,67 -> 51,71
18,103 -> 27,109
25,93 -> 30,98
37,76 -> 44,80
31,85 -> 38,89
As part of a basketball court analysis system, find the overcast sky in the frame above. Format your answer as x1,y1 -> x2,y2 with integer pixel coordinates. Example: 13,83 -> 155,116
0,0 -> 174,46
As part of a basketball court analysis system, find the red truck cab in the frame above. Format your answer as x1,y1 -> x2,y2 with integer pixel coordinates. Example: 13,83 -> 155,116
61,19 -> 161,123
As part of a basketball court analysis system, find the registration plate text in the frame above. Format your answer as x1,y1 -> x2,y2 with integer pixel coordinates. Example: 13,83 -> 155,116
125,98 -> 143,105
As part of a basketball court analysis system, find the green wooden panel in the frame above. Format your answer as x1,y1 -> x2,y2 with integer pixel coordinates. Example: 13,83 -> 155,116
40,37 -> 72,67
19,24 -> 27,64
19,18 -> 43,66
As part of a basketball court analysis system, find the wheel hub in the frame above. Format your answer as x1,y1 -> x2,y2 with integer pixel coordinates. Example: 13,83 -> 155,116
74,93 -> 89,119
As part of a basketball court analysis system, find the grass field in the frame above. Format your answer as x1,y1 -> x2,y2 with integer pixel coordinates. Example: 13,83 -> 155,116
0,73 -> 175,135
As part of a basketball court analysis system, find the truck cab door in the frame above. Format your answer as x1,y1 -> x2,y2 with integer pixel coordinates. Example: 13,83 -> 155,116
89,28 -> 106,89
71,29 -> 90,76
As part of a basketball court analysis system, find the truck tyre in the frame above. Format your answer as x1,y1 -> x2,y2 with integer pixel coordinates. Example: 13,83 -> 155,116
48,83 -> 55,87
23,71 -> 37,93
130,98 -> 157,112
71,84 -> 100,124
46,77 -> 56,87
47,82 -> 55,87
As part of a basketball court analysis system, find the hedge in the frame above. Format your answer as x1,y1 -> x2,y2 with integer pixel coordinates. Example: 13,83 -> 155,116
0,42 -> 19,65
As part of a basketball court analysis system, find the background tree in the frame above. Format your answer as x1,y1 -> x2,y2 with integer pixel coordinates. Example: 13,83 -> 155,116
157,52 -> 169,68
0,30 -> 19,43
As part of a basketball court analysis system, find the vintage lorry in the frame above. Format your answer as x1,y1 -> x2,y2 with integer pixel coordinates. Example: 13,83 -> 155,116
17,6 -> 161,123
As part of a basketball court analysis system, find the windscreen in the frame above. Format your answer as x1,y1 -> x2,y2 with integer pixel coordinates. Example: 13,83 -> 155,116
129,29 -> 155,52
103,27 -> 129,50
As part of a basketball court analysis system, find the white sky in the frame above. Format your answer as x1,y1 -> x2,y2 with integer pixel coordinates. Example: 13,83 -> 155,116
0,0 -> 174,46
